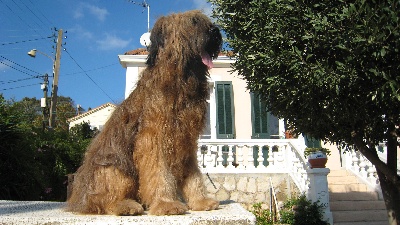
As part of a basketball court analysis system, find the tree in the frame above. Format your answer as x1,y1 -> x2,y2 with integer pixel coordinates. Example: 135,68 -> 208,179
210,0 -> 400,223
0,94 -> 93,201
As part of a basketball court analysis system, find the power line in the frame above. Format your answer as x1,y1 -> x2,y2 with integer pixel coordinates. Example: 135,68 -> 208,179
63,63 -> 119,76
0,76 -> 41,85
63,49 -> 116,104
27,0 -> 54,27
1,82 -> 40,91
0,60 -> 41,78
0,0 -> 45,39
17,0 -> 48,29
0,35 -> 52,46
0,55 -> 42,77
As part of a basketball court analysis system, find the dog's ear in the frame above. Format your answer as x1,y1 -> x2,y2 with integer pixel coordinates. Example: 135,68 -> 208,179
146,17 -> 165,67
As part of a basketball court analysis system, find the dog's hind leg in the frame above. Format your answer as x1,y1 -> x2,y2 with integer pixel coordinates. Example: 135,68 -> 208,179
91,166 -> 144,216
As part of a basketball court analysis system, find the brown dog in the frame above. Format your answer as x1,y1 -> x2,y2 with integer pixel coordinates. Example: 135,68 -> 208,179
66,10 -> 222,216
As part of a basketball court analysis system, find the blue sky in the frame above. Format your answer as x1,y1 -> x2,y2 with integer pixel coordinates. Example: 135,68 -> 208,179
0,0 -> 213,110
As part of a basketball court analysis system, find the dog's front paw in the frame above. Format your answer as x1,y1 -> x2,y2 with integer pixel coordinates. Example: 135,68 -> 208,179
149,200 -> 188,215
189,198 -> 219,211
108,199 -> 144,216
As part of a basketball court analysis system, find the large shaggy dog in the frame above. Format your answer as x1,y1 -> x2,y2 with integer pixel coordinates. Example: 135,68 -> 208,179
67,10 -> 222,216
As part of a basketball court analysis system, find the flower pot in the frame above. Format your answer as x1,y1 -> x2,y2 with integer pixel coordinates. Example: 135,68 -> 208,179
307,151 -> 328,168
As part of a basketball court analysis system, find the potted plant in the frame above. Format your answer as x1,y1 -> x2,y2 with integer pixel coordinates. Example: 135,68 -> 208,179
304,147 -> 331,168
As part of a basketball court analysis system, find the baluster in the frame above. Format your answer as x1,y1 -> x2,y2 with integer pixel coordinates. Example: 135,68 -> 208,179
267,145 -> 274,167
359,156 -> 367,179
246,144 -> 255,169
257,145 -> 265,168
226,145 -> 235,169
292,157 -> 300,174
366,160 -> 378,184
216,145 -> 224,169
197,144 -> 203,168
276,145 -> 284,164
351,151 -> 360,172
236,145 -> 245,169
205,146 -> 214,169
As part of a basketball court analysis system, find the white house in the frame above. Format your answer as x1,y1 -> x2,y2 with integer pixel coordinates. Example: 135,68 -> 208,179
67,103 -> 116,130
119,49 -> 285,140
66,47 -> 391,224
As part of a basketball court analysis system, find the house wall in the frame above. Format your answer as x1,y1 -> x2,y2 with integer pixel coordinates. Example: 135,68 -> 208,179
69,106 -> 115,130
209,67 -> 252,139
204,173 -> 299,210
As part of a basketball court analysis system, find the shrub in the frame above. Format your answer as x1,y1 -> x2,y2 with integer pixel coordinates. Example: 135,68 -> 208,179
250,202 -> 274,225
280,194 -> 329,225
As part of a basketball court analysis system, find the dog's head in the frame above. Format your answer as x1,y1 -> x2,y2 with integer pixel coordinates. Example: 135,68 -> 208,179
146,10 -> 222,71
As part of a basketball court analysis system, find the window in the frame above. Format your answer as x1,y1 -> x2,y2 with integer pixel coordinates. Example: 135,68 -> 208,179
215,81 -> 235,139
251,93 -> 279,139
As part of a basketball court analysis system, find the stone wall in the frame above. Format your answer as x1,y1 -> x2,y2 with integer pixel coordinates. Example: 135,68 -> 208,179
203,173 -> 300,210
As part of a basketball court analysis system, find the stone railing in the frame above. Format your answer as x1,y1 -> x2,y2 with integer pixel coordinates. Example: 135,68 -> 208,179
197,139 -> 333,224
342,143 -> 400,199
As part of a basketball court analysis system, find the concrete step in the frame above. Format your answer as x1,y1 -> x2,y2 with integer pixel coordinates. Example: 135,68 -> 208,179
328,170 -> 350,177
327,175 -> 361,184
330,200 -> 386,211
334,221 -> 388,225
328,183 -> 368,192
330,191 -> 379,201
332,210 -> 387,222
0,200 -> 256,225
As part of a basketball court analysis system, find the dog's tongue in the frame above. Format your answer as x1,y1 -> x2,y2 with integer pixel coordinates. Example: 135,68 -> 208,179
202,52 -> 214,69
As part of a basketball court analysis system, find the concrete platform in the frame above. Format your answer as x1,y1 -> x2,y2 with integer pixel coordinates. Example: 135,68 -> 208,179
0,200 -> 255,225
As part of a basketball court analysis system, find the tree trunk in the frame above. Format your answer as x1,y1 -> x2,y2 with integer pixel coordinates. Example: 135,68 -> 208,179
352,128 -> 400,224
377,169 -> 400,225
379,123 -> 400,225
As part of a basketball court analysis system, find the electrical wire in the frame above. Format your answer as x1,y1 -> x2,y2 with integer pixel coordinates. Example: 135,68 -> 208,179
0,36 -> 52,46
0,61 -> 41,78
17,0 -> 48,29
1,82 -> 40,91
63,49 -> 117,104
0,55 -> 42,77
0,76 -> 41,85
63,63 -> 119,76
0,0 -> 46,39
27,0 -> 53,27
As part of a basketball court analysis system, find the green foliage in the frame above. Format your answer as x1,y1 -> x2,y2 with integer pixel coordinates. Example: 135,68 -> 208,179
280,195 -> 329,225
251,202 -> 274,225
0,95 -> 93,201
210,1 -> 400,218
210,0 -> 400,146
304,147 -> 331,158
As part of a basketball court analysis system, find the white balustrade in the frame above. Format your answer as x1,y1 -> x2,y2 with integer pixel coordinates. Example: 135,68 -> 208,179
197,139 -> 311,193
342,148 -> 383,196
196,138 -> 331,223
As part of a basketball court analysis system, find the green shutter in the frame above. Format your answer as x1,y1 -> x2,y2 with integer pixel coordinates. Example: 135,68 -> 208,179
251,93 -> 270,139
215,81 -> 235,139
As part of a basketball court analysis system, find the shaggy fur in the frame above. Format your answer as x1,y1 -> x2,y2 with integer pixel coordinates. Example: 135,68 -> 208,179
66,10 -> 222,216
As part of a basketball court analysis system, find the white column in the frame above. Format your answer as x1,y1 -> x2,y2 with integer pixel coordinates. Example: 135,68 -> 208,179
307,168 -> 333,225
125,66 -> 140,99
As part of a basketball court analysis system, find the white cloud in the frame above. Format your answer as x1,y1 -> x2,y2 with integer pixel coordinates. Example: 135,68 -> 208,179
68,25 -> 94,40
73,3 -> 109,22
192,0 -> 213,17
96,33 -> 132,51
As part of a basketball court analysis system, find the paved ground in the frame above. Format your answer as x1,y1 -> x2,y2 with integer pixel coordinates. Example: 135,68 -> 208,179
0,200 -> 255,225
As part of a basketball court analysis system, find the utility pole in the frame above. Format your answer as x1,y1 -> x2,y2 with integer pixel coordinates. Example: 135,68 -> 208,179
41,73 -> 49,131
49,29 -> 62,129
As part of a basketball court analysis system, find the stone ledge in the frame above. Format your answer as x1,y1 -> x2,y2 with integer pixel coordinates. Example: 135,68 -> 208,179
0,200 -> 255,225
